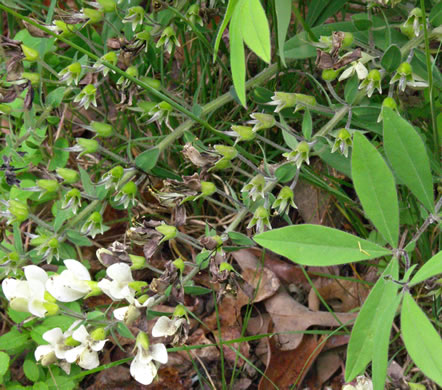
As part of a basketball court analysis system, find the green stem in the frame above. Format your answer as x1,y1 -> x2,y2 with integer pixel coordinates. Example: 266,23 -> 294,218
314,106 -> 350,138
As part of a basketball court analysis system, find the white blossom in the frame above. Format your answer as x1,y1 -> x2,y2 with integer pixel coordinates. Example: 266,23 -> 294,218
46,260 -> 92,302
152,316 -> 186,338
97,263 -> 135,301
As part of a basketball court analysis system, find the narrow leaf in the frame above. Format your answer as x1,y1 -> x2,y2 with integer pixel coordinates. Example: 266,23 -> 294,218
381,44 -> 402,72
241,0 -> 271,63
409,251 -> 442,287
135,147 -> 160,172
230,1 -> 246,107
275,0 -> 291,67
352,132 -> 399,248
401,293 -> 442,386
254,224 -> 391,266
383,108 -> 434,212
302,109 -> 312,140
213,0 -> 238,62
372,293 -> 402,390
345,258 -> 399,382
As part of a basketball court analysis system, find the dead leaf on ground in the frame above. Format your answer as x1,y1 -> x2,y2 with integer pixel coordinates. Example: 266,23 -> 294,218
308,279 -> 370,312
232,249 -> 280,302
259,334 -> 327,390
213,325 -> 250,367
305,349 -> 343,389
265,288 -> 356,350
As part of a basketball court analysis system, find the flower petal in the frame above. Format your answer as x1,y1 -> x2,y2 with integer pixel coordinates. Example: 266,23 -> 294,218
79,348 -> 99,369
113,306 -> 129,321
107,263 -> 133,283
28,298 -> 47,318
43,328 -> 64,344
130,354 -> 157,385
46,275 -> 88,302
64,260 -> 91,281
24,265 -> 48,284
151,343 -> 168,364
72,325 -> 90,343
35,345 -> 54,361
64,345 -> 84,363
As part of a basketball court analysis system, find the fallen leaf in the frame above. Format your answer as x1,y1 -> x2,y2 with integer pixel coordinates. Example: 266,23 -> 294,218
305,349 -> 343,389
213,325 -> 250,367
187,328 -> 220,361
265,288 -> 356,350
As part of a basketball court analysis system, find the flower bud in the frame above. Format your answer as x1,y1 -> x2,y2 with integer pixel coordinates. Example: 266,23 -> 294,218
382,97 -> 397,110
83,281 -> 101,298
173,304 -> 186,318
255,206 -> 269,219
367,69 -> 381,82
136,331 -> 149,350
43,302 -> 59,316
219,262 -> 233,272
40,351 -> 57,366
128,281 -> 148,292
9,200 -> 29,222
90,327 -> 107,341
210,157 -> 232,171
121,181 -> 137,195
126,65 -> 138,78
83,8 -> 104,24
129,254 -> 146,270
230,125 -> 256,141
173,258 -> 185,272
56,167 -> 79,184
89,211 -> 102,224
200,181 -> 216,197
156,224 -> 177,243
397,62 -> 412,76
91,121 -> 113,137
97,0 -> 116,12
110,165 -> 124,179
21,72 -> 40,85
21,44 -> 39,62
77,138 -> 99,156
141,76 -> 161,90
322,69 -> 339,81
65,336 -> 81,347
294,93 -> 317,106
37,179 -> 59,193
44,291 -> 57,303
47,238 -> 59,249
214,145 -> 238,160
249,113 -> 275,132
342,32 -> 354,48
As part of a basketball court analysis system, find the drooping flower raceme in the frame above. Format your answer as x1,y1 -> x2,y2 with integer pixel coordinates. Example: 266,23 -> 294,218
130,332 -> 168,385
2,265 -> 56,318
64,325 -> 107,370
46,260 -> 92,302
98,262 -> 135,301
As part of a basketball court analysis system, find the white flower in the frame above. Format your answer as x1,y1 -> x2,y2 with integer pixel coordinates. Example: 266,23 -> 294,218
130,332 -> 168,385
152,316 -> 186,338
342,376 -> 373,390
64,325 -> 107,370
339,61 -> 368,81
2,265 -> 50,317
113,296 -> 155,325
46,260 -> 92,302
97,263 -> 135,301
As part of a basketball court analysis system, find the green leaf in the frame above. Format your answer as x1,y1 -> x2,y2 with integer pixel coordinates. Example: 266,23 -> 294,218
0,327 -> 30,351
372,293 -> 402,390
23,359 -> 40,382
401,293 -> 442,386
306,0 -> 349,26
116,322 -> 134,339
66,230 -> 93,246
33,383 -> 49,390
0,351 -> 10,376
383,108 -> 434,212
275,163 -> 297,183
352,133 -> 399,248
48,138 -> 69,170
46,87 -> 66,108
275,0 -> 291,66
302,109 -> 312,140
254,224 -> 391,266
429,1 -> 442,27
230,1 -> 246,107
352,15 -> 373,31
79,167 -> 96,197
409,251 -> 442,287
381,44 -> 402,72
241,0 -> 271,63
344,74 -> 359,104
183,285 -> 212,295
228,231 -> 255,246
213,0 -> 239,62
135,147 -> 160,172
345,258 -> 399,382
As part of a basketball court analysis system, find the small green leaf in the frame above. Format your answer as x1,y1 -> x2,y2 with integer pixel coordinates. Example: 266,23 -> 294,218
228,231 -> 255,246
352,133 -> 399,248
409,251 -> 442,287
79,167 -> 96,197
344,74 -> 359,104
213,0 -> 239,62
183,286 -> 212,295
275,0 -> 291,66
46,87 -> 66,108
302,109 -> 312,140
33,383 -> 49,390
241,0 -> 271,63
0,327 -> 30,351
135,147 -> 160,172
116,322 -> 134,339
48,138 -> 69,170
401,293 -> 442,386
66,230 -> 93,246
230,1 -> 246,107
23,359 -> 40,382
381,44 -> 402,72
345,258 -> 399,382
0,351 -> 10,376
275,163 -> 297,183
429,1 -> 442,27
383,108 -> 434,212
254,224 -> 391,266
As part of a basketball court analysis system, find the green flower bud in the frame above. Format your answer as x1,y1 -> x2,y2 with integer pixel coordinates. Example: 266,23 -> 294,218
91,121 -> 113,137
47,238 -> 59,249
89,211 -> 102,224
43,302 -> 59,316
219,262 -> 233,272
21,72 -> 40,85
367,69 -> 381,82
84,281 -> 101,298
322,69 -> 339,81
255,206 -> 270,219
140,76 -> 161,90
30,235 -> 48,246
135,29 -> 151,43
230,125 -> 256,141
77,138 -> 99,155
136,331 -> 149,350
0,104 -> 12,115
40,351 -> 57,366
83,8 -> 104,24
157,101 -> 172,112
21,44 -> 39,62
128,281 -> 148,292
68,62 -> 81,75
65,336 -> 81,347
121,181 -> 137,195
210,157 -> 232,171
156,224 -> 177,243
397,62 -> 412,76
90,327 -> 107,340
173,258 -> 185,272
342,32 -> 354,48
110,165 -> 124,179
129,254 -> 146,270
249,113 -> 275,132
103,51 -> 117,64
200,181 -> 216,197
173,304 -> 186,318
9,200 -> 29,222
337,128 -> 351,140
297,141 -> 310,154
214,145 -> 238,160
138,100 -> 157,113
44,291 -> 57,303
382,97 -> 397,110
294,93 -> 317,107
56,167 -> 79,184
126,65 -> 138,78
37,179 -> 59,193
97,0 -> 116,12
